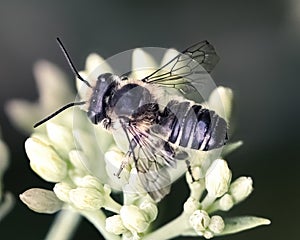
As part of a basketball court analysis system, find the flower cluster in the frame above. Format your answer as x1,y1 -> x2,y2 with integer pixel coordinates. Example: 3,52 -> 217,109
8,48 -> 270,239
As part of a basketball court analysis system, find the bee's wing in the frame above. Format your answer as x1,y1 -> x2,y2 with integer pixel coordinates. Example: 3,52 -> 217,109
128,127 -> 176,202
141,41 -> 219,97
137,163 -> 171,202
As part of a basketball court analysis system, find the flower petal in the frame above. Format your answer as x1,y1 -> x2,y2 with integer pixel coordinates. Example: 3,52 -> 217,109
34,60 -> 74,109
5,100 -> 40,132
131,48 -> 157,79
205,159 -> 232,198
160,48 -> 179,67
69,187 -> 104,210
25,137 -> 67,182
120,205 -> 149,233
208,87 -> 233,122
229,176 -> 253,203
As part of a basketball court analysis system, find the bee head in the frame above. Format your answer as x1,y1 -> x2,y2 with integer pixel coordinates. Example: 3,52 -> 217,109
87,73 -> 119,124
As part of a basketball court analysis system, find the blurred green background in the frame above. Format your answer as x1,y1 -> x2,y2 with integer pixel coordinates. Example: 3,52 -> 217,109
0,0 -> 299,239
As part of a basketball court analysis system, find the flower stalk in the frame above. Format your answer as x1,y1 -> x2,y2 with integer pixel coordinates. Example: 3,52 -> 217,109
80,209 -> 121,240
143,213 -> 190,240
45,210 -> 81,240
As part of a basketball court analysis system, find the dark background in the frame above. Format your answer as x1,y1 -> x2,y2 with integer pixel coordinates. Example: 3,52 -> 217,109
0,0 -> 299,239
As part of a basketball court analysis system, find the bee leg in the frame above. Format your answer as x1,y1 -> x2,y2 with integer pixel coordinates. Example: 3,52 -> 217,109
115,117 -> 139,177
114,152 -> 131,178
185,159 -> 195,182
175,150 -> 195,182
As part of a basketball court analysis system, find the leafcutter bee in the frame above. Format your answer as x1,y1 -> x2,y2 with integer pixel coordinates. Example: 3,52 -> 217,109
34,38 -> 228,202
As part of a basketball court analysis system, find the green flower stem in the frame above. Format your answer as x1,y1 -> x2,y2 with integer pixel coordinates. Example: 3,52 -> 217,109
201,194 -> 216,210
45,209 -> 81,240
80,209 -> 121,240
144,213 -> 191,240
104,196 -> 122,213
0,192 -> 14,222
205,201 -> 220,214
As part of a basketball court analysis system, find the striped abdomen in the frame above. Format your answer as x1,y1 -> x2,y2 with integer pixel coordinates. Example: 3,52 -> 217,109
158,100 -> 228,151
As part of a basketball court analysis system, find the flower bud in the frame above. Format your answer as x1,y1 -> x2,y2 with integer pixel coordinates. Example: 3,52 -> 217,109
25,137 -> 67,182
105,148 -> 130,191
69,187 -> 104,210
20,188 -> 63,214
120,205 -> 149,233
203,230 -> 214,239
205,159 -> 231,198
53,182 -> 73,203
68,150 -> 89,173
106,215 -> 126,235
208,215 -> 225,234
229,176 -> 253,203
189,210 -> 210,233
46,123 -> 74,157
139,198 -> 158,222
73,175 -> 103,191
131,48 -> 157,79
208,86 -> 233,122
218,193 -> 234,211
184,197 -> 200,214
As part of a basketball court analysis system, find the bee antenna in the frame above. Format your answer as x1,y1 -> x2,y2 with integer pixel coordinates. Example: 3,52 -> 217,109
33,101 -> 86,128
56,37 -> 92,88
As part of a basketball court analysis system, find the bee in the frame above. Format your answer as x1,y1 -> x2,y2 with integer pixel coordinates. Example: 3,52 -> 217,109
34,38 -> 228,202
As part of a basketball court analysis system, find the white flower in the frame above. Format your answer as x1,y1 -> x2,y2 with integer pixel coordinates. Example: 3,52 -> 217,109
73,175 -> 104,191
205,159 -> 232,198
53,182 -> 73,203
139,198 -> 158,222
68,150 -> 90,173
184,197 -> 201,214
189,209 -> 210,233
208,86 -> 233,122
130,48 -> 158,79
208,215 -> 225,234
189,210 -> 225,239
105,200 -> 156,239
105,147 -> 130,191
229,176 -> 253,203
120,205 -> 150,234
218,193 -> 234,211
11,44 -> 271,240
25,137 -> 67,182
46,122 -> 75,158
6,60 -> 74,132
69,187 -> 105,210
106,215 -> 126,235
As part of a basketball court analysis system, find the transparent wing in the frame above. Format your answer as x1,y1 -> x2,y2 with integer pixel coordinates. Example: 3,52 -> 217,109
141,41 -> 219,97
128,126 -> 176,202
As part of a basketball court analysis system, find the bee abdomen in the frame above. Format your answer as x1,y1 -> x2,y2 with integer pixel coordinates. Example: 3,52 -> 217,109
160,101 -> 227,151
